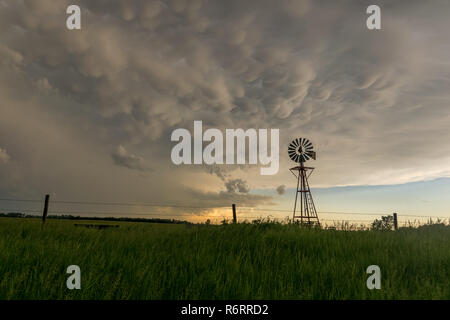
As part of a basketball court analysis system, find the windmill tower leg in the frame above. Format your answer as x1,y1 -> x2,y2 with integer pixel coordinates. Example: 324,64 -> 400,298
293,168 -> 300,222
291,164 -> 320,226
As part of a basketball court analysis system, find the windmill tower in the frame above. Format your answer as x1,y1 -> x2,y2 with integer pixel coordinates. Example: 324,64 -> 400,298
288,138 -> 320,226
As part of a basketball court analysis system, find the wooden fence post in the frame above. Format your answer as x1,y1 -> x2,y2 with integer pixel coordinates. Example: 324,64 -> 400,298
232,204 -> 237,223
42,194 -> 50,224
393,212 -> 398,230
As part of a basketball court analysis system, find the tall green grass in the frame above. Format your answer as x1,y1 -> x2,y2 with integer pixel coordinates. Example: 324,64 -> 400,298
0,218 -> 448,299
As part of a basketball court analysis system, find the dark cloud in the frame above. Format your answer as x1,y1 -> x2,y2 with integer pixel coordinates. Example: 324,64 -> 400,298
208,166 -> 254,194
0,147 -> 9,164
188,188 -> 273,208
111,145 -> 150,171
276,185 -> 286,195
1,0 -> 450,214
209,166 -> 229,182
225,179 -> 250,194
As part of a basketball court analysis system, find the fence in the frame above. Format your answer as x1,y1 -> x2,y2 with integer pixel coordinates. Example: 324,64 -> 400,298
0,196 -> 449,228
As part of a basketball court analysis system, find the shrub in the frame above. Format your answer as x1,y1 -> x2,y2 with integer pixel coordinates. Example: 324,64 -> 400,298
371,215 -> 394,231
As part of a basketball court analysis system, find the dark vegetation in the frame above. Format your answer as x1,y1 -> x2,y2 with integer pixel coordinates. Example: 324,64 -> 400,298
0,217 -> 449,299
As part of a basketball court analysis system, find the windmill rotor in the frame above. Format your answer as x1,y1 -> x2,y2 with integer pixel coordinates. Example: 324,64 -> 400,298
288,138 -> 316,164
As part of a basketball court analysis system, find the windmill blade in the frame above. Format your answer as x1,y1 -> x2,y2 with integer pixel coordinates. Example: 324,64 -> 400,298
288,137 -> 315,163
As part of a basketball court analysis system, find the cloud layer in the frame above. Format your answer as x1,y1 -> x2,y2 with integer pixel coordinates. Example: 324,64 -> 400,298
111,145 -> 149,171
0,147 -> 9,164
1,0 -> 450,214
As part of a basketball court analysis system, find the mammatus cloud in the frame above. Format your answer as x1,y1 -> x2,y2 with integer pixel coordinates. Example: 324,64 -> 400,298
0,0 -> 450,214
0,148 -> 9,164
111,145 -> 149,171
276,185 -> 286,195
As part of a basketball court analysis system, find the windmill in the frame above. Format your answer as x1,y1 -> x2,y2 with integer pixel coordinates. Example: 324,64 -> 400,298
288,138 -> 320,226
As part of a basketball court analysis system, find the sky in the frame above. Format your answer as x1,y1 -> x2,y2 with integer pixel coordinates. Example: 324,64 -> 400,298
0,0 -> 450,223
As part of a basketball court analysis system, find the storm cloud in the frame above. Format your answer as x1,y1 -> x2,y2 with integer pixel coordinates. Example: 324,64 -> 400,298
276,185 -> 286,195
1,0 -> 450,215
0,147 -> 9,164
225,179 -> 250,194
111,145 -> 149,171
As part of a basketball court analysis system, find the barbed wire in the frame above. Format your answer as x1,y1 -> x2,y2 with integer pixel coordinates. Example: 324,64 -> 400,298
0,197 -> 449,221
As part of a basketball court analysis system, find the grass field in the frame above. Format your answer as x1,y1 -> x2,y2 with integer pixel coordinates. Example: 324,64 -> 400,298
0,218 -> 449,299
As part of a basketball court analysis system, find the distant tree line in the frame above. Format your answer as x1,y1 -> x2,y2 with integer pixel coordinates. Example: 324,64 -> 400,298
0,212 -> 192,225
1,212 -> 447,230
